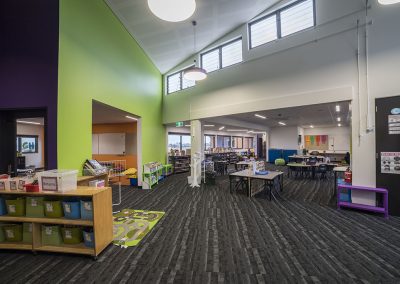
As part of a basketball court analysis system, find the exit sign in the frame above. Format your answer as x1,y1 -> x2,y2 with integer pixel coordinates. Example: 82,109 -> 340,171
176,121 -> 184,127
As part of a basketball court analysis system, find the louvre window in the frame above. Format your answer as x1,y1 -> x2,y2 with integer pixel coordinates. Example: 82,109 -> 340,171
281,0 -> 314,37
249,14 -> 277,48
166,66 -> 196,94
249,0 -> 315,49
201,38 -> 243,73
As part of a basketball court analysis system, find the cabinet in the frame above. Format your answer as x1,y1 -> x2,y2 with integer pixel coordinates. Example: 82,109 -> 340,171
169,156 -> 190,174
0,187 -> 113,257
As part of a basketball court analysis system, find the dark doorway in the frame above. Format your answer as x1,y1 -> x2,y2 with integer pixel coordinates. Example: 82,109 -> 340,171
0,108 -> 47,176
257,137 -> 264,159
375,96 -> 400,216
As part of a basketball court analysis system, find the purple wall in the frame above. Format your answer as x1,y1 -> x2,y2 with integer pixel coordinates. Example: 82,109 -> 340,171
0,0 -> 59,169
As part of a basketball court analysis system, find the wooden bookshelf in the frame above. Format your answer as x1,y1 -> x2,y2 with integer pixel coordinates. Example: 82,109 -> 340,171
0,186 -> 113,258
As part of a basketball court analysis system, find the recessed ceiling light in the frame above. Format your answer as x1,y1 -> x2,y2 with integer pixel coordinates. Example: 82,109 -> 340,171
227,129 -> 248,132
254,114 -> 267,119
278,122 -> 286,126
126,115 -> 138,121
218,126 -> 225,131
185,125 -> 191,127
335,105 -> 341,112
17,120 -> 41,125
338,123 -> 342,127
148,0 -> 196,22
249,131 -> 265,134
310,125 -> 314,128
378,0 -> 400,4
337,117 -> 341,122
204,124 -> 215,127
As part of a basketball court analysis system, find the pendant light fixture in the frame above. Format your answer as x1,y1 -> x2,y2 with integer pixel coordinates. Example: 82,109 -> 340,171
378,0 -> 400,4
148,0 -> 196,22
183,21 -> 207,81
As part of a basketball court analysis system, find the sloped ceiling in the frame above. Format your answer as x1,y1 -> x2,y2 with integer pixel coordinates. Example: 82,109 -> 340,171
105,0 -> 281,73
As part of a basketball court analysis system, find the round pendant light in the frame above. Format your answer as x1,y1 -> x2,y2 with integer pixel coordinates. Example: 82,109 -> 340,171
378,0 -> 400,4
183,66 -> 207,81
183,21 -> 207,81
148,0 -> 196,22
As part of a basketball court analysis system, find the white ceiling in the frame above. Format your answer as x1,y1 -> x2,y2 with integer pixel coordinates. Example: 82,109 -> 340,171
105,0 -> 281,74
206,101 -> 352,129
92,101 -> 139,124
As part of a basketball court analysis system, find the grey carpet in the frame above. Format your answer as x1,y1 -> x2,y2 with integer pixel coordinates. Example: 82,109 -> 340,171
1,167 -> 400,283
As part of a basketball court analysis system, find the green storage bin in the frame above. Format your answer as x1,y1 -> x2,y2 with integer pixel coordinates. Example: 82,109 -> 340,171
26,197 -> 45,218
6,198 -> 25,216
22,223 -> 33,243
3,224 -> 23,242
42,225 -> 62,246
0,223 -> 6,242
44,200 -> 64,218
61,227 -> 83,244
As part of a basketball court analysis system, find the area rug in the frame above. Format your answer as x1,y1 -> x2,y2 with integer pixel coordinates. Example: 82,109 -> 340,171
113,209 -> 165,247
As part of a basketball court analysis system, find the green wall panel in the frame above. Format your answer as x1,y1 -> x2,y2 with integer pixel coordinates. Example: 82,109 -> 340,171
58,0 -> 165,170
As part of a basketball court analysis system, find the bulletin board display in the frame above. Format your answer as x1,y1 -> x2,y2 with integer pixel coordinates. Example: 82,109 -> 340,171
305,135 -> 329,150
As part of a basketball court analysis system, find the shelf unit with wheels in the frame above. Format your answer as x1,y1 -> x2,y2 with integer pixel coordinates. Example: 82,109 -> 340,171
0,187 -> 113,258
142,162 -> 164,189
169,155 -> 191,174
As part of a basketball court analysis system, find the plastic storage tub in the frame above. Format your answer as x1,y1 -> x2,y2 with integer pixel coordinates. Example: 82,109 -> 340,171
24,184 -> 40,193
62,200 -> 81,219
26,197 -> 45,217
22,223 -> 33,243
15,177 -> 34,191
5,178 -> 18,191
3,224 -> 23,242
0,197 -> 7,216
80,200 -> 93,220
6,199 -> 25,216
61,227 -> 83,244
37,170 -> 78,192
44,200 -> 64,218
0,223 -> 6,242
83,229 -> 95,248
42,225 -> 62,246
0,179 -> 8,191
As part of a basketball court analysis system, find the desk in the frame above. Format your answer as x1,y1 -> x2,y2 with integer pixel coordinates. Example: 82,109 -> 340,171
287,163 -> 339,179
229,170 -> 284,200
235,161 -> 252,171
288,155 -> 325,163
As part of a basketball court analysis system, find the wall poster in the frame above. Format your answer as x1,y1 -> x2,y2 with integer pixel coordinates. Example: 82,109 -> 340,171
381,152 -> 400,174
388,115 -> 400,135
305,135 -> 329,150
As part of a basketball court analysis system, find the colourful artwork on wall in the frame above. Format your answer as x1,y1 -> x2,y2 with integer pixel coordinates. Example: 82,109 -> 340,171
305,135 -> 329,150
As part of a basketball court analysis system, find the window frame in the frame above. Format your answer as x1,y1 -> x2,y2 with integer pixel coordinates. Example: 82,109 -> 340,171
168,132 -> 191,151
232,136 -> 243,149
166,65 -> 196,95
248,0 -> 316,49
200,37 -> 243,74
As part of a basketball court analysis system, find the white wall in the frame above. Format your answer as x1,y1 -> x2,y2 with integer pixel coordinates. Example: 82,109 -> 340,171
162,0 -> 400,188
304,126 -> 351,152
17,123 -> 44,168
269,126 -> 299,150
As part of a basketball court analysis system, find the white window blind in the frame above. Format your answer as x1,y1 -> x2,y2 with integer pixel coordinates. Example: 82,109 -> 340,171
167,73 -> 181,94
222,39 -> 243,68
201,49 -> 220,73
280,0 -> 314,37
250,14 -> 277,48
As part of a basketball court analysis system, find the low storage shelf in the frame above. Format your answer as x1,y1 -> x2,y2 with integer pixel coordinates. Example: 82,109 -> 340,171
0,186 -> 113,258
337,184 -> 388,219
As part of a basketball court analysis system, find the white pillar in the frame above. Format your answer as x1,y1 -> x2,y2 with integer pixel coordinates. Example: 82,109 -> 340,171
190,120 -> 203,185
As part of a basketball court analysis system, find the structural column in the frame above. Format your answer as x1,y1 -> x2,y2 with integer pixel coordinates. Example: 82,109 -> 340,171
190,120 -> 203,185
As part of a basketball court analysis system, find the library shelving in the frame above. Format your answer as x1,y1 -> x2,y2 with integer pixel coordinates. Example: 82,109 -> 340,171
169,156 -> 191,174
0,187 -> 113,259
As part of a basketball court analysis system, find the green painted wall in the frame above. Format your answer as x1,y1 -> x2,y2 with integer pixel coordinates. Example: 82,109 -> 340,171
58,0 -> 165,170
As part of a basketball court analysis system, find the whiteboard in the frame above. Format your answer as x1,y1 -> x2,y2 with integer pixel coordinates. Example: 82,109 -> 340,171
96,133 -> 126,155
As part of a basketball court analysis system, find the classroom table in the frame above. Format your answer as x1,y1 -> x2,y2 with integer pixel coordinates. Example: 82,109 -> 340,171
229,169 -> 284,200
288,155 -> 325,163
235,161 -> 252,171
287,163 -> 339,179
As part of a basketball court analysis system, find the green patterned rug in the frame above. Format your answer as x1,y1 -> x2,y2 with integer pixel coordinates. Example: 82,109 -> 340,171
113,209 -> 165,247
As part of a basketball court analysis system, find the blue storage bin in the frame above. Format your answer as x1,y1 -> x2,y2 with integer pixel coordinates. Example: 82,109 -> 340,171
129,178 -> 138,186
62,200 -> 81,219
80,200 -> 93,220
83,229 -> 95,248
0,197 -> 6,216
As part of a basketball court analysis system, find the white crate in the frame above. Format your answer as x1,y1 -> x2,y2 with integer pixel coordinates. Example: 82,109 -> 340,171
37,170 -> 78,192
